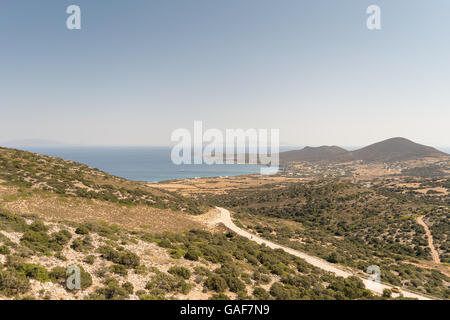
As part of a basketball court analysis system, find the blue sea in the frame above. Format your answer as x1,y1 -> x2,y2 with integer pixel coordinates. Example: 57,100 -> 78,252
18,145 -> 449,182
22,147 -> 267,182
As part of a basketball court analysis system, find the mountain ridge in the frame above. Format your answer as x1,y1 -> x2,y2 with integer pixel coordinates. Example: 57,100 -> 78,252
280,137 -> 448,163
280,145 -> 348,163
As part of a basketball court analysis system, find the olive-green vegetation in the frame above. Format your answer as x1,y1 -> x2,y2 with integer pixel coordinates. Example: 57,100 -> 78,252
421,208 -> 449,263
49,265 -> 93,290
204,180 -> 449,298
0,205 -> 411,300
375,176 -> 449,262
139,229 -> 384,300
402,164 -> 447,178
384,176 -> 449,206
87,278 -> 131,300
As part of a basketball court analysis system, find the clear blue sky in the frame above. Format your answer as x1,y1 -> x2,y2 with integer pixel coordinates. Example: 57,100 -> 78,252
1,0 -> 449,147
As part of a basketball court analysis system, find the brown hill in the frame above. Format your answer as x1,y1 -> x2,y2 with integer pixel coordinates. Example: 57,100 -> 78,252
280,138 -> 448,163
337,137 -> 448,162
280,146 -> 348,163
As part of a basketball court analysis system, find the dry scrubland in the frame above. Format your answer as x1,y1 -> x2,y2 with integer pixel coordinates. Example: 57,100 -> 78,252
0,147 -> 449,299
1,208 -> 391,300
0,148 -> 393,300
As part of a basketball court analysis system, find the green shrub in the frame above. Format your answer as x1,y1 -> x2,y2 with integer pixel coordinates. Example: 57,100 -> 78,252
0,270 -> 30,296
110,264 -> 128,276
5,255 -> 26,271
184,249 -> 200,261
145,272 -> 190,296
89,222 -> 120,241
29,221 -> 48,233
269,283 -> 292,300
134,265 -> 147,275
0,209 -> 28,232
169,248 -> 186,259
70,237 -> 92,252
84,255 -> 95,265
138,293 -> 160,300
88,278 -> 129,300
204,274 -> 227,293
75,226 -> 89,235
157,239 -> 173,249
116,250 -> 140,267
51,230 -> 72,246
49,266 -> 66,285
0,245 -> 11,255
252,271 -> 271,284
22,263 -> 50,282
168,266 -> 191,280
223,275 -> 246,293
21,229 -> 61,253
75,265 -> 92,290
253,287 -> 270,299
49,265 -> 92,290
194,266 -> 211,277
122,281 -> 134,294
98,245 -> 140,268
326,252 -> 339,264
54,252 -> 67,261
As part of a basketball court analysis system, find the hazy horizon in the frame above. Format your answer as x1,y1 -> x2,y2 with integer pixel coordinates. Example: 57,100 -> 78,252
2,138 -> 450,154
1,1 -> 449,147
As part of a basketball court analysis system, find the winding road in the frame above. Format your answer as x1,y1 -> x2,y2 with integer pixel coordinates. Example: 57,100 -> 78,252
416,216 -> 441,264
214,207 -> 432,300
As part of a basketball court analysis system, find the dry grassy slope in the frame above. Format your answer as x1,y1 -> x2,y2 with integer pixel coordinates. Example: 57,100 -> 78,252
0,147 -> 205,215
0,147 -> 211,233
0,189 -> 200,234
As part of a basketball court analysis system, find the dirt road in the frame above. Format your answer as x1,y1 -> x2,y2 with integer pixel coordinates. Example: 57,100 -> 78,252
214,207 -> 432,300
416,216 -> 441,264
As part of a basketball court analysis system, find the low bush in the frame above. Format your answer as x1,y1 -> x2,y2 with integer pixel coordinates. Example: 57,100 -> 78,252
98,245 -> 140,268
49,265 -> 92,290
253,287 -> 270,299
168,266 -> 191,280
0,270 -> 30,296
145,272 -> 191,297
75,226 -> 89,235
110,264 -> 128,276
22,263 -> 50,282
88,278 -> 129,300
204,274 -> 227,293
51,230 -> 72,246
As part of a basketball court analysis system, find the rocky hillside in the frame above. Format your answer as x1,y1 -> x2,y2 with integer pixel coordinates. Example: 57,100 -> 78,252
0,207 -> 388,300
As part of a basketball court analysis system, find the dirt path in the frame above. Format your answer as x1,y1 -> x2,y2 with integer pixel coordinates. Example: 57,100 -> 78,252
214,207 -> 432,300
416,216 -> 441,264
